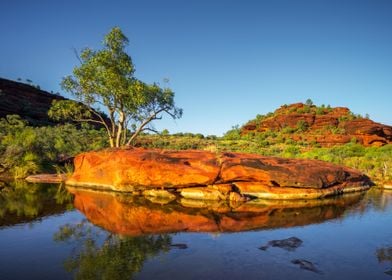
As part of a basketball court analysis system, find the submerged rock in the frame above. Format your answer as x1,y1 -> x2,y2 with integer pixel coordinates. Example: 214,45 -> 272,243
291,259 -> 322,274
66,148 -> 372,200
170,243 -> 188,250
259,237 -> 303,251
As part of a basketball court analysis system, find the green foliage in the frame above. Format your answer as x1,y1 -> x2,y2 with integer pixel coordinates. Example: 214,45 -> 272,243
282,145 -> 301,157
51,27 -> 182,147
0,115 -> 106,178
296,120 -> 309,132
305,98 -> 314,106
329,126 -> 346,135
161,129 -> 170,136
223,125 -> 242,140
315,107 -> 326,115
299,144 -> 392,182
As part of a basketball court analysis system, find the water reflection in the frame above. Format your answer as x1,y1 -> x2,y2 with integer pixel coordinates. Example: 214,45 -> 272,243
1,183 -> 392,279
54,220 -> 172,280
0,181 -> 73,227
68,187 -> 368,236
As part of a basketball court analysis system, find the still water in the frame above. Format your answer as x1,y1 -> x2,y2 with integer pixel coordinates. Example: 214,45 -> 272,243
0,181 -> 391,280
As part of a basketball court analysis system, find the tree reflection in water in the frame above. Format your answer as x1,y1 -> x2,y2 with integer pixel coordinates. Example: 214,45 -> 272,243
54,220 -> 172,280
0,181 -> 73,226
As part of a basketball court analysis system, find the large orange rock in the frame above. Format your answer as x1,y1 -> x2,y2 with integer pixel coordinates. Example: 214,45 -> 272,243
66,148 -> 372,199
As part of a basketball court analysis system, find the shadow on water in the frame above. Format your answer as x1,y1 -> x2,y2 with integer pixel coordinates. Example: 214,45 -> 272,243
0,180 -> 73,227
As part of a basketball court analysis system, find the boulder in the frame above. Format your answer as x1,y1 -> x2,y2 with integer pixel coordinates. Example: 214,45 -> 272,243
66,148 -> 372,200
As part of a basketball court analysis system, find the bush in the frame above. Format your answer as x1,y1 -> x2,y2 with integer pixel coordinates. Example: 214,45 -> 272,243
223,125 -> 242,140
0,115 -> 107,178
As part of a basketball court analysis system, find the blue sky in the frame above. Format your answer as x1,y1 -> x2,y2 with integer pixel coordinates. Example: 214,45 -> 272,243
1,0 -> 391,136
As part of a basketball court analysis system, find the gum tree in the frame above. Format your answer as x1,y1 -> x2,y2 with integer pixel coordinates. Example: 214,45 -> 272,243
49,27 -> 182,147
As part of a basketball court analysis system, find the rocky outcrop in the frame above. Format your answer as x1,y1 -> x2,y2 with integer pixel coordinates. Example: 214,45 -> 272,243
66,148 -> 372,200
67,187 -> 365,236
242,103 -> 392,147
0,77 -> 67,126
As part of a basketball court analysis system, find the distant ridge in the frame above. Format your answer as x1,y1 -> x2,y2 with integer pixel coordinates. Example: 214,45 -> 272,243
0,77 -> 108,127
0,77 -> 67,126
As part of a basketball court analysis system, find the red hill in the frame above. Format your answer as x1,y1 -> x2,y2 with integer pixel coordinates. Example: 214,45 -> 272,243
241,102 -> 392,147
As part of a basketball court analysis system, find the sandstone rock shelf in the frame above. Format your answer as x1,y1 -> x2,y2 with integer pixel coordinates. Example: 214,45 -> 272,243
66,148 -> 372,200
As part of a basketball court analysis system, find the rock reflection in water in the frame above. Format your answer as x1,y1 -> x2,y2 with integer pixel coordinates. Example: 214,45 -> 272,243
68,187 -> 366,236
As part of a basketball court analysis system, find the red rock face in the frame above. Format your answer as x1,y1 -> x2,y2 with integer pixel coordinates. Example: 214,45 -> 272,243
67,148 -> 372,198
68,187 -> 365,236
241,103 -> 392,147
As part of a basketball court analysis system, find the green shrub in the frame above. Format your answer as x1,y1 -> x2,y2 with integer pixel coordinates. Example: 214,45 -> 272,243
0,115 -> 107,178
